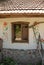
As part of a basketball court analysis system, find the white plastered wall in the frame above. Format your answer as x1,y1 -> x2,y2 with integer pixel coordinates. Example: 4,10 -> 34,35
0,17 -> 44,50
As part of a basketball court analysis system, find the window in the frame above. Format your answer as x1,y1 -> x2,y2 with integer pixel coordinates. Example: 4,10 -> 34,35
11,22 -> 29,43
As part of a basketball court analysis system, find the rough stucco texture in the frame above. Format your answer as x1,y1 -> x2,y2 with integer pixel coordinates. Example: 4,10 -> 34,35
0,17 -> 44,49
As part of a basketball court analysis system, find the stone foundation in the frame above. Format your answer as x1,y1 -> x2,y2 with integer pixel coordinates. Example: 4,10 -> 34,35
0,48 -> 42,65
0,52 -> 2,62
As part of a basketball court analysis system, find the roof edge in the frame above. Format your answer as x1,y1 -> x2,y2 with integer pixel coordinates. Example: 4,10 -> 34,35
0,10 -> 44,13
0,13 -> 44,18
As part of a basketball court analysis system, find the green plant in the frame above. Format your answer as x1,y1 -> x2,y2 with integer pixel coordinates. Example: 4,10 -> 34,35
0,57 -> 18,65
28,63 -> 32,65
36,61 -> 42,65
0,63 -> 4,65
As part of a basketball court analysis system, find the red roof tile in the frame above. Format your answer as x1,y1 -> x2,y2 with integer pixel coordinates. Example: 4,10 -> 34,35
0,0 -> 44,11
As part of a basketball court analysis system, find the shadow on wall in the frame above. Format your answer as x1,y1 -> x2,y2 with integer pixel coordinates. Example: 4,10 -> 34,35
0,0 -> 7,2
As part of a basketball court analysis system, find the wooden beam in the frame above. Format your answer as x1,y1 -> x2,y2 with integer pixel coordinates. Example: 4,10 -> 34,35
0,13 -> 44,18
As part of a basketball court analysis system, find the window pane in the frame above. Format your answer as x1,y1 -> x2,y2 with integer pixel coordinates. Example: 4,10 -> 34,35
14,24 -> 21,41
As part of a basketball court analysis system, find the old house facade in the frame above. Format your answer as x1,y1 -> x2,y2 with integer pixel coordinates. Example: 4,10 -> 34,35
0,0 -> 44,49
0,0 -> 44,64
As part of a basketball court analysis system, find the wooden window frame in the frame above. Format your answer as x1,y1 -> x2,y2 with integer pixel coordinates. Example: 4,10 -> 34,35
11,22 -> 29,43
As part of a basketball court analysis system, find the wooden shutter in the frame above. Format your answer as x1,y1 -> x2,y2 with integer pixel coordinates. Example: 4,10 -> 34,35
22,24 -> 28,41
12,23 -> 16,42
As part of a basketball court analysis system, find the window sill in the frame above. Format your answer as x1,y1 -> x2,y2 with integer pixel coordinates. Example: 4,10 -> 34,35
12,40 -> 29,43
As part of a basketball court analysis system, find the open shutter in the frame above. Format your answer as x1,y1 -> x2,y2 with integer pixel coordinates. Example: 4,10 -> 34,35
12,23 -> 16,42
22,24 -> 28,41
